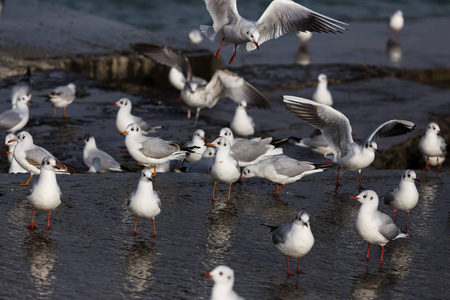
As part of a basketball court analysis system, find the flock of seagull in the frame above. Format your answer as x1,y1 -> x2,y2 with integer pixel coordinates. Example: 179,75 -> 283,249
0,0 -> 447,299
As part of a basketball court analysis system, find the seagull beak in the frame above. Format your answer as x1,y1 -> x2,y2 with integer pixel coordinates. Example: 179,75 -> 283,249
438,130 -> 443,134
206,143 -> 215,147
375,149 -> 381,153
53,165 -> 60,170
112,102 -> 118,106
121,131 -> 129,135
350,196 -> 359,200
351,132 -> 356,136
202,137 -> 206,140
215,135 -> 222,138
2,143 -> 6,148
253,40 -> 259,50
8,139 -> 17,143
303,222 -> 308,227
202,272 -> 212,278
245,106 -> 249,109
414,177 -> 421,182
6,151 -> 11,155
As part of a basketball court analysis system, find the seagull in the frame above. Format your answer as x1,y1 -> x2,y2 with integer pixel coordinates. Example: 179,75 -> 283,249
188,29 -> 203,45
296,30 -> 312,49
130,43 -> 271,126
389,10 -> 404,40
183,129 -> 207,162
418,122 -> 447,171
11,131 -> 81,186
112,98 -> 160,135
312,74 -> 333,106
179,146 -> 216,173
122,123 -> 187,175
11,66 -> 32,108
289,134 -> 334,163
46,83 -> 76,118
218,127 -> 283,167
0,94 -> 31,133
82,134 -> 126,172
230,100 -> 255,137
283,96 -> 415,189
241,155 -> 330,196
383,170 -> 420,230
265,211 -> 314,276
203,265 -> 244,300
128,168 -> 161,237
206,137 -> 241,202
26,156 -> 62,230
200,0 -> 347,64
4,133 -> 27,173
351,190 -> 409,264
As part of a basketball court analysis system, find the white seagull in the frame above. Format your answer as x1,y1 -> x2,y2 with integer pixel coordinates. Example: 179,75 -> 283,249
296,30 -> 312,49
203,265 -> 245,300
265,211 -> 314,276
11,66 -> 32,108
206,137 -> 241,203
11,131 -> 80,186
312,74 -> 333,106
26,156 -> 62,230
418,122 -> 447,171
112,98 -> 160,135
46,83 -> 76,118
82,134 -> 125,172
0,94 -> 31,133
130,43 -> 271,126
241,155 -> 330,196
389,10 -> 404,40
4,133 -> 28,173
128,168 -> 161,237
188,29 -> 204,45
383,170 -> 420,230
289,134 -> 334,163
230,100 -> 255,137
183,129 -> 207,162
218,127 -> 283,167
352,190 -> 409,264
200,0 -> 347,64
122,123 -> 187,176
179,146 -> 216,174
283,96 -> 415,189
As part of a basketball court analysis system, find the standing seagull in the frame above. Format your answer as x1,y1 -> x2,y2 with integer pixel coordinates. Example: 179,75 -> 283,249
46,83 -> 76,118
0,94 -> 31,133
241,155 -> 330,196
312,74 -> 333,106
130,43 -> 271,126
230,100 -> 255,137
389,10 -> 404,40
200,0 -> 347,64
206,137 -> 241,203
128,169 -> 161,237
4,133 -> 28,173
383,170 -> 420,230
352,190 -> 409,264
283,96 -> 415,189
26,157 -> 62,230
265,211 -> 314,276
82,134 -> 125,172
11,66 -> 32,108
418,122 -> 447,171
183,129 -> 207,163
112,98 -> 160,135
203,265 -> 244,300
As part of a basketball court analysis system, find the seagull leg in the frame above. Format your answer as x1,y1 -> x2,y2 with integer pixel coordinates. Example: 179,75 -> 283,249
44,210 -> 52,230
406,211 -> 410,230
271,184 -> 280,192
423,156 -> 430,171
215,37 -> 225,59
152,217 -> 157,237
436,156 -> 440,172
377,245 -> 385,264
27,210 -> 38,230
270,184 -> 286,196
296,258 -> 302,274
53,107 -> 57,117
336,166 -> 342,186
229,44 -> 238,64
392,210 -> 396,221
211,182 -> 217,201
324,157 -> 334,164
19,174 -> 34,186
132,217 -> 138,236
358,170 -> 365,190
63,106 -> 70,118
226,183 -> 232,203
364,243 -> 371,262
286,257 -> 294,276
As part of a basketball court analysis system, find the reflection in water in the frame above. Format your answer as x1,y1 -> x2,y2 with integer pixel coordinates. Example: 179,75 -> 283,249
24,233 -> 59,298
123,241 -> 158,294
203,209 -> 235,267
295,47 -> 310,66
265,280 -> 308,299
386,38 -> 402,64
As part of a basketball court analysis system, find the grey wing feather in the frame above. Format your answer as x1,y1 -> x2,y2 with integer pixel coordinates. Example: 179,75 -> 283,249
361,120 -> 415,145
130,43 -> 192,81
140,138 -> 179,159
273,157 -> 317,178
206,70 -> 271,109
383,188 -> 397,205
270,223 -> 292,245
49,86 -> 74,101
230,140 -> 272,163
377,211 -> 400,240
204,0 -> 239,31
0,110 -> 22,130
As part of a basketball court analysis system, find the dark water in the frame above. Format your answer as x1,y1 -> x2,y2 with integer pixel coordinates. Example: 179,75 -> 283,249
41,0 -> 450,31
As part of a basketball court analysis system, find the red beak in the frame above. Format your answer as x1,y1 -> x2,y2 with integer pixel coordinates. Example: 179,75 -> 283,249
112,102 -> 118,106
202,272 -> 212,278
414,178 -> 421,182
350,196 -> 359,200
53,165 -> 60,170
253,40 -> 259,50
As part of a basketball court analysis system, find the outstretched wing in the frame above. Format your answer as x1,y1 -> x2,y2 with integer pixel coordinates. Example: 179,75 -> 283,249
361,120 -> 415,146
204,0 -> 239,31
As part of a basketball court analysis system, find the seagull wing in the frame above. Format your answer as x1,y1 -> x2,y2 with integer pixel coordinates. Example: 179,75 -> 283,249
251,0 -> 347,51
0,110 -> 22,131
377,211 -> 401,241
283,95 -> 353,160
140,138 -> 179,159
361,120 -> 415,146
204,0 -> 239,31
270,223 -> 292,245
130,43 -> 192,82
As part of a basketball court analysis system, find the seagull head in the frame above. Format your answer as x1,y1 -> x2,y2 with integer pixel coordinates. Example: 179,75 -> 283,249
17,131 -> 33,145
402,169 -> 421,183
245,27 -> 260,50
206,136 -> 231,150
193,129 -> 206,141
364,141 -> 380,153
4,133 -> 17,147
426,122 -> 442,134
218,127 -> 234,143
294,211 -> 310,227
350,190 -> 379,206
113,98 -> 132,110
237,100 -> 248,109
202,265 -> 235,286
241,166 -> 255,179
140,168 -> 154,182
41,156 -> 59,171
122,123 -> 142,136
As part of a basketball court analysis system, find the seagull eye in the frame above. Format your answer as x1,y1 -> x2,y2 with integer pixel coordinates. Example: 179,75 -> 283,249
246,31 -> 249,34
370,197 -> 373,200
407,174 -> 411,178
218,141 -> 221,145
46,161 -> 50,165
131,128 -> 134,131
219,272 -> 223,276
136,127 -> 139,132
363,195 -> 367,198
228,276 -> 231,279
224,142 -> 227,146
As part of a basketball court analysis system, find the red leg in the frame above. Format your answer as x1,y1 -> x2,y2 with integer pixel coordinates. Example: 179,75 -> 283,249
436,156 -> 440,172
423,156 -> 430,171
44,210 -> 52,230
27,210 -> 37,230
270,184 -> 286,196
271,184 -> 280,192
53,107 -> 57,117
377,245 -> 385,264
336,166 -> 342,186
152,217 -> 157,237
212,182 -> 217,201
132,217 -> 138,236
296,258 -> 302,274
358,170 -> 364,190
364,243 -> 370,261
324,157 -> 334,164
215,38 -> 225,59
226,183 -> 232,203
286,257 -> 294,276
406,211 -> 410,230
229,44 -> 238,64
393,210 -> 396,221
19,174 -> 34,186
63,106 -> 70,118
